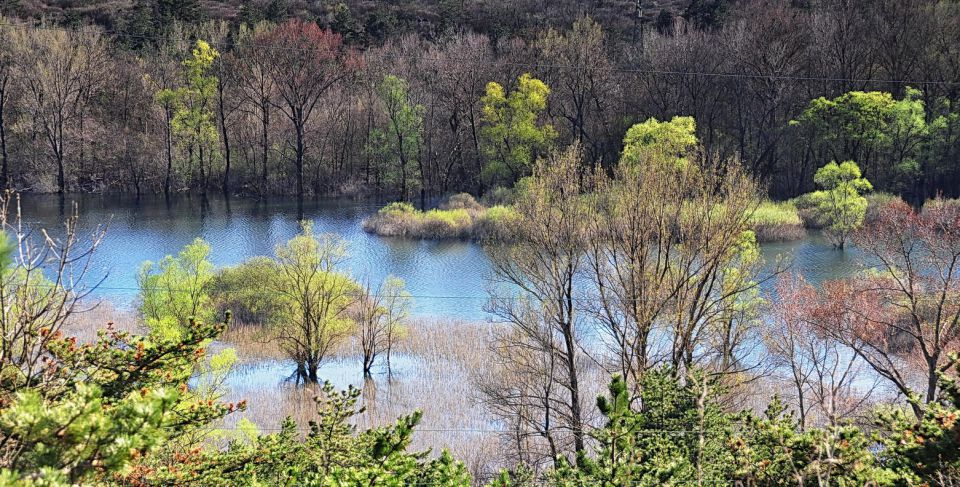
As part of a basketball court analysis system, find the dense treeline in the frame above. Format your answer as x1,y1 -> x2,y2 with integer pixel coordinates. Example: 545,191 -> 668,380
1,0 -> 959,201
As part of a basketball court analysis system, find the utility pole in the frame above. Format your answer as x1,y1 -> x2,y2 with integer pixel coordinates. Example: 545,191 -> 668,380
634,0 -> 644,50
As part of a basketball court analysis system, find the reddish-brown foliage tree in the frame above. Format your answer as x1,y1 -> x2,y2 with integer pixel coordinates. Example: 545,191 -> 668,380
767,274 -> 878,428
825,199 -> 960,417
259,20 -> 360,199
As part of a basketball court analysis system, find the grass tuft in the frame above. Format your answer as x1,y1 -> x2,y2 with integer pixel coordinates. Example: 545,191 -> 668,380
363,194 -> 517,240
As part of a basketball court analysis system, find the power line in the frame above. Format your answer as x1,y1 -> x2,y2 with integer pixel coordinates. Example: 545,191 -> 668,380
3,21 -> 960,87
25,282 -> 764,304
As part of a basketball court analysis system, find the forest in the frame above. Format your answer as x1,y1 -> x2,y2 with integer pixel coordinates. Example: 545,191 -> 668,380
2,0 -> 960,486
0,0 -> 958,202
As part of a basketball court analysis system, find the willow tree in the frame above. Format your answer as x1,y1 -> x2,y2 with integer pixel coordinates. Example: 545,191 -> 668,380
138,238 -> 216,338
479,74 -> 556,186
271,222 -> 358,383
810,160 -> 872,249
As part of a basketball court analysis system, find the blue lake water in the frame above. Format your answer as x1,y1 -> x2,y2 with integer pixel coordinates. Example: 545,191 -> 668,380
18,193 -> 861,322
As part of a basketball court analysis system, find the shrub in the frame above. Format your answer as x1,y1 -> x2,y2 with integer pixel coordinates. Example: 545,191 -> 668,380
379,201 -> 416,215
475,205 -> 520,240
212,257 -> 281,325
480,186 -> 516,206
419,208 -> 473,238
791,192 -> 825,229
363,202 -> 418,237
748,201 -> 805,242
865,192 -> 900,225
363,196 -> 516,240
440,193 -> 484,212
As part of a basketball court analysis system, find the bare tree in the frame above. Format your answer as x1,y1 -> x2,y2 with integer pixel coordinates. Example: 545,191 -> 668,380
0,192 -> 105,394
766,274 -> 877,429
586,147 -> 770,395
537,16 -> 618,165
353,275 -> 410,378
261,20 -> 358,200
484,144 -> 592,461
0,20 -> 12,189
10,25 -> 107,193
235,22 -> 277,196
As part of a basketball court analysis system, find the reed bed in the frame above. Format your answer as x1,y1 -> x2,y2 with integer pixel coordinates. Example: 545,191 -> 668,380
220,318 -> 509,480
62,301 -> 142,342
748,201 -> 806,242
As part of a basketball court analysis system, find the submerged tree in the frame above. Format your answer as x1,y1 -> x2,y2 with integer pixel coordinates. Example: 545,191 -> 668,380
792,89 -> 929,194
9,25 -> 107,193
138,237 -> 216,338
260,20 -> 357,200
354,275 -> 410,378
271,222 -> 359,382
810,160 -> 872,248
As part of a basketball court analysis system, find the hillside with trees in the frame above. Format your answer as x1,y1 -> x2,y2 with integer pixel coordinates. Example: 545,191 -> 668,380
0,0 -> 957,202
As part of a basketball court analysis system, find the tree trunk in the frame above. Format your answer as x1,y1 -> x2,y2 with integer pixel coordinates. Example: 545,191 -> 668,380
164,107 -> 173,197
295,122 -> 305,200
0,76 -> 9,189
219,84 -> 232,195
199,143 -> 207,196
261,101 -> 269,195
562,267 -> 585,454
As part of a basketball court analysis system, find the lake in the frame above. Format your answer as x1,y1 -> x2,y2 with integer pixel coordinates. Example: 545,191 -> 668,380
17,193 -> 874,459
17,193 -> 861,321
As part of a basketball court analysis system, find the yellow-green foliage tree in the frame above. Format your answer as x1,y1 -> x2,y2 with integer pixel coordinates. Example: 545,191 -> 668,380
620,116 -> 698,169
271,222 -> 360,382
136,237 -> 237,442
157,40 -> 220,193
479,74 -> 557,186
368,75 -> 424,200
138,237 -> 216,338
810,160 -> 872,248
791,89 -> 928,194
